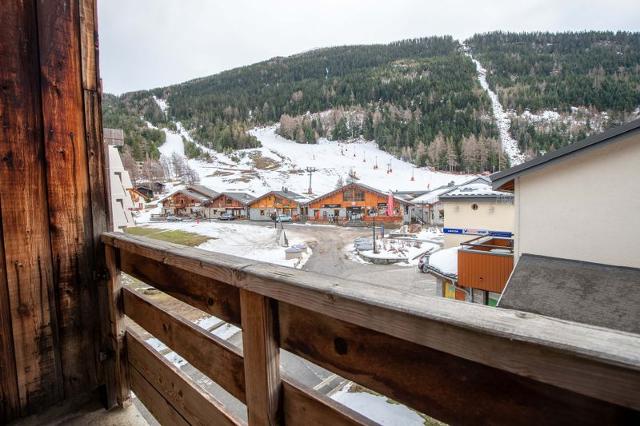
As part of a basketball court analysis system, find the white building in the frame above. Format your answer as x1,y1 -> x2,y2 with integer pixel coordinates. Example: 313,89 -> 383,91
107,145 -> 136,231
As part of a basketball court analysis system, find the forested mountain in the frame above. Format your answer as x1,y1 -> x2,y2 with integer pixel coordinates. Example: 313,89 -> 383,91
104,36 -> 504,173
466,31 -> 640,155
104,31 -> 640,172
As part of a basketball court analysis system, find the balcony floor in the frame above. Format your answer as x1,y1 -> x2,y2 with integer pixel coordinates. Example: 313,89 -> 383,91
12,395 -> 156,426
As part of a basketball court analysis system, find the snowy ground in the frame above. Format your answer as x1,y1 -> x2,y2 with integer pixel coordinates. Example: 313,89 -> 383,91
331,382 -> 428,426
466,52 -> 525,166
345,228 -> 443,266
134,219 -> 312,269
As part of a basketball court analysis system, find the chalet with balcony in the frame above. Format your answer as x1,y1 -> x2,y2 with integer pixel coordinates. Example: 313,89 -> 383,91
160,185 -> 219,218
306,182 -> 412,224
2,3 -> 639,425
491,118 -> 640,332
248,189 -> 308,221
206,192 -> 256,218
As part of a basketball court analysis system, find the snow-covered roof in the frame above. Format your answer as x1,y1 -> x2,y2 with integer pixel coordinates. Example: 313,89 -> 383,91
187,184 -> 219,199
427,247 -> 459,278
411,185 -> 456,205
440,182 -> 513,199
160,189 -> 210,203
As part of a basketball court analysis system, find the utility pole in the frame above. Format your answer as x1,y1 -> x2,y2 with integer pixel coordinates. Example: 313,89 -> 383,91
305,166 -> 317,194
372,215 -> 377,254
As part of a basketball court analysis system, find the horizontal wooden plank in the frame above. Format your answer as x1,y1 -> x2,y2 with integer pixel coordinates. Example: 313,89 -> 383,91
102,232 -> 640,411
129,364 -> 189,426
280,302 -> 639,425
123,287 -> 246,402
126,328 -> 243,426
120,250 -> 241,326
281,376 -> 376,426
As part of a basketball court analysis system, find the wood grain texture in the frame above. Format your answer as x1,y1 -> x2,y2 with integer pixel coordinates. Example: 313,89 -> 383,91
104,246 -> 130,408
240,290 -> 282,425
36,0 -> 100,397
0,0 -> 63,415
102,232 -> 640,411
281,376 -> 375,426
126,329 -> 243,426
120,251 -> 241,326
280,302 -> 638,425
123,287 -> 246,402
129,366 -> 190,426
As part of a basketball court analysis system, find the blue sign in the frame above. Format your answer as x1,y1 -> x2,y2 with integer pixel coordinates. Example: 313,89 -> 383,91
443,227 -> 512,237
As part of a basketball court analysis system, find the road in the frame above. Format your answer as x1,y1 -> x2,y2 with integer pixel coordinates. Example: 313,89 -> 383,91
286,223 -> 438,296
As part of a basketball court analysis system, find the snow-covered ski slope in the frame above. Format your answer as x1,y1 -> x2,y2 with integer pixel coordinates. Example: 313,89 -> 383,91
465,52 -> 525,166
158,123 -> 474,197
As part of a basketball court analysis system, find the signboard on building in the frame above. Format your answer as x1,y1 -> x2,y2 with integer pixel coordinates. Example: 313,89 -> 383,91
443,228 -> 513,237
324,204 -> 341,208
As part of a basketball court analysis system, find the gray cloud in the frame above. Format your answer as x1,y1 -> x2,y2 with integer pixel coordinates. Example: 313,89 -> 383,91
98,0 -> 640,94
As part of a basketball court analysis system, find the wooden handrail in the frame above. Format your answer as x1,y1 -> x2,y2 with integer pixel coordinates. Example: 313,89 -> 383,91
101,232 -> 640,425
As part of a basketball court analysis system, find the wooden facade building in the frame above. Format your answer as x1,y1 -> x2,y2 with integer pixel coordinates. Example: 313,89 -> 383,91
306,182 -> 411,224
248,190 -> 307,221
206,192 -> 256,218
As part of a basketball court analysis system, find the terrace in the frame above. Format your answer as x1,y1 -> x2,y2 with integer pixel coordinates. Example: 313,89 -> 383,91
2,1 -> 640,425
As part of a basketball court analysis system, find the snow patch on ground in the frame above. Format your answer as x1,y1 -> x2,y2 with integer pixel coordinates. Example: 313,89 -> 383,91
466,53 -> 525,166
331,383 -> 426,426
135,220 -> 312,269
212,323 -> 241,340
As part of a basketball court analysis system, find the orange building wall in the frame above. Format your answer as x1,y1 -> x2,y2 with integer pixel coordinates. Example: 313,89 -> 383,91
249,194 -> 300,210
457,250 -> 514,293
162,193 -> 200,208
307,189 -> 387,209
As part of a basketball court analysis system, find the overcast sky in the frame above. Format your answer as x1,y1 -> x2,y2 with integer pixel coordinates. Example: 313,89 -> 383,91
98,0 -> 640,94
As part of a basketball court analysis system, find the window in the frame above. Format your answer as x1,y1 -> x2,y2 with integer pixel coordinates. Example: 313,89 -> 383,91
343,188 -> 365,202
471,203 -> 479,211
225,198 -> 232,205
260,210 -> 265,216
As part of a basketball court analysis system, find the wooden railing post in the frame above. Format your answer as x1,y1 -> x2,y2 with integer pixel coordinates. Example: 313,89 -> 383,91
240,289 -> 282,425
103,245 -> 131,408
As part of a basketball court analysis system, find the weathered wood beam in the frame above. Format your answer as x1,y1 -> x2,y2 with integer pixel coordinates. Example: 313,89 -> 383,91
127,329 -> 243,426
101,232 -> 640,411
240,290 -> 282,425
120,251 -> 241,326
279,302 -> 638,425
36,0 -> 99,397
123,288 -> 246,403
103,246 -> 130,408
123,287 -> 369,425
129,366 -> 190,426
0,0 -> 63,415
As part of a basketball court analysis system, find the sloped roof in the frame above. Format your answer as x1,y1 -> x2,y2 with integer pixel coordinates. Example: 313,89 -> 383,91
220,192 -> 256,205
499,254 -> 640,334
491,118 -> 640,190
308,182 -> 412,205
160,189 -> 209,203
187,184 -> 219,200
249,190 -> 308,206
440,182 -> 513,200
412,176 -> 489,204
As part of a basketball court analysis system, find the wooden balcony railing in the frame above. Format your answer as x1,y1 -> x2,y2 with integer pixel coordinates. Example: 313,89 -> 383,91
101,232 -> 640,425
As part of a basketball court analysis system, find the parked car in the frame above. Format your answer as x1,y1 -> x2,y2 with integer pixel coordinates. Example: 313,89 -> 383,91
418,254 -> 429,273
218,212 -> 236,221
276,214 -> 292,223
166,215 -> 182,222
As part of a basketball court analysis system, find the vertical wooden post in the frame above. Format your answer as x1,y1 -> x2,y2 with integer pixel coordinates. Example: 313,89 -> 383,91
240,290 -> 282,425
0,0 -> 63,417
104,245 -> 130,408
